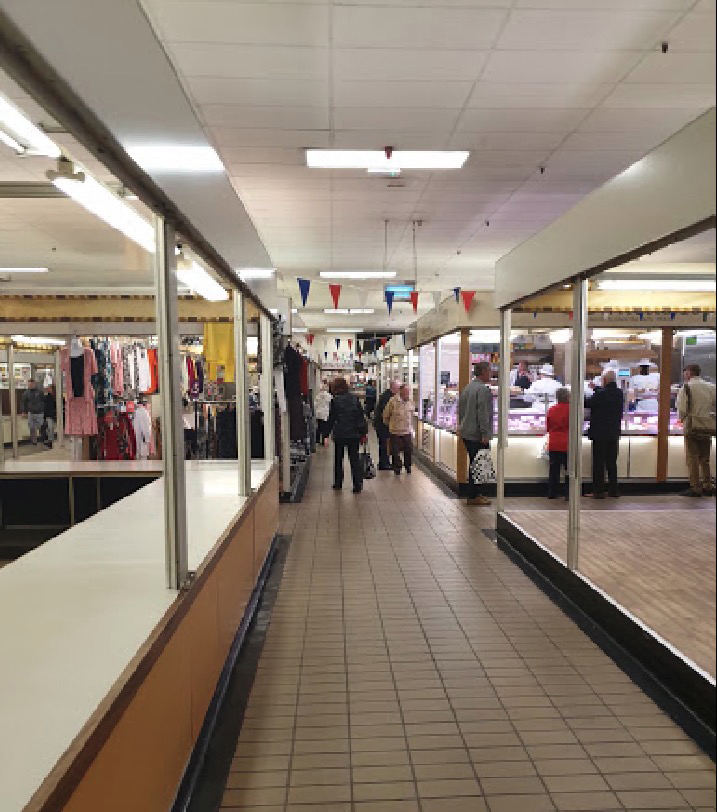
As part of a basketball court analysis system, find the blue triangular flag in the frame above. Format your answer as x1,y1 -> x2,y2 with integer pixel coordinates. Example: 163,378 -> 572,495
385,290 -> 395,315
324,351 -> 328,359
453,287 -> 460,303
297,278 -> 311,307
335,338 -> 341,349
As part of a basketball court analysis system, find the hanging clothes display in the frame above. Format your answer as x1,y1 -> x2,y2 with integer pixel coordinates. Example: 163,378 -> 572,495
98,411 -> 136,461
61,346 -> 98,437
146,348 -> 159,394
204,323 -> 235,383
133,403 -> 152,460
284,343 -> 305,442
136,347 -> 152,393
110,341 -> 124,395
216,406 -> 237,459
92,339 -> 114,409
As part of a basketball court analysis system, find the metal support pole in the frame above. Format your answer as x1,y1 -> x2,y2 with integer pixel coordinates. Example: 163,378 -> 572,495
153,214 -> 188,590
567,280 -> 588,570
457,328 -> 470,488
234,291 -> 252,497
656,328 -> 673,483
497,308 -> 512,513
260,313 -> 275,461
54,349 -> 64,446
0,350 -> 4,466
8,342 -> 18,459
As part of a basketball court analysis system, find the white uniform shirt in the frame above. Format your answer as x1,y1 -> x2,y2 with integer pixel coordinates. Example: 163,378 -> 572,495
524,376 -> 562,401
631,372 -> 660,391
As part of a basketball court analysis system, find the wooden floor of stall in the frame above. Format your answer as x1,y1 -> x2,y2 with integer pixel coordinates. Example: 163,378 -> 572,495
503,495 -> 716,678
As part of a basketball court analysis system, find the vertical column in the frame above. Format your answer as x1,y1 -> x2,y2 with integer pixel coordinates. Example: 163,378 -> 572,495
433,338 -> 441,459
260,313 -> 275,461
8,342 -> 18,459
233,290 -> 252,496
456,328 -> 470,487
153,214 -> 188,590
0,349 -> 4,466
497,308 -> 512,513
567,280 -> 588,571
54,349 -> 64,446
656,328 -> 673,483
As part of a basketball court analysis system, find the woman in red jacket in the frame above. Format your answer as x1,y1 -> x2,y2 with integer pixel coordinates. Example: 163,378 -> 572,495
546,388 -> 570,499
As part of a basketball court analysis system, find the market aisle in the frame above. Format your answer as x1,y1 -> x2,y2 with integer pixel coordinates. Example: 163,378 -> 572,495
221,445 -> 715,812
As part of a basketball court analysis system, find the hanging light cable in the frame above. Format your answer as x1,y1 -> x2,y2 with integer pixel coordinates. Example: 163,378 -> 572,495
383,219 -> 389,273
412,220 -> 418,287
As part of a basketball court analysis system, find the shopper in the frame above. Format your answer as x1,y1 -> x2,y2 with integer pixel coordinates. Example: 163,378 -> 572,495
458,361 -> 494,506
585,369 -> 624,499
326,376 -> 367,493
315,381 -> 332,446
43,385 -> 57,448
374,380 -> 399,471
546,388 -> 570,499
364,379 -> 377,419
383,383 -> 414,475
21,379 -> 45,446
677,364 -> 716,497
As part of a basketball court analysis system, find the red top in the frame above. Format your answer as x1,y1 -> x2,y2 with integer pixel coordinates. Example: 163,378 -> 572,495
547,401 -> 570,452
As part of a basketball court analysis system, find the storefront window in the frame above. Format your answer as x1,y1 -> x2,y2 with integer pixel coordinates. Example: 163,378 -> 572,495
436,333 -> 460,429
418,342 -> 436,422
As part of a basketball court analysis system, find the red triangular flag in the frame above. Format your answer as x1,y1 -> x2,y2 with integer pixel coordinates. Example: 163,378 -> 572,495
461,290 -> 476,313
409,291 -> 419,313
348,339 -> 353,350
307,333 -> 314,345
380,337 -> 388,347
329,284 -> 341,309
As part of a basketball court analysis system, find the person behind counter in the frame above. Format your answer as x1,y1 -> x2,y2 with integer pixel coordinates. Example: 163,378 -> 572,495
364,379 -> 377,419
677,363 -> 716,497
546,388 -> 570,500
326,376 -> 367,494
374,380 -> 399,471
383,383 -> 414,476
524,364 -> 562,401
585,369 -> 624,499
458,361 -> 494,507
510,361 -> 532,390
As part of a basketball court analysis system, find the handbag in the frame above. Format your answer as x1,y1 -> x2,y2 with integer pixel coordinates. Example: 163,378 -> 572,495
685,384 -> 716,437
470,447 -> 496,485
362,446 -> 376,479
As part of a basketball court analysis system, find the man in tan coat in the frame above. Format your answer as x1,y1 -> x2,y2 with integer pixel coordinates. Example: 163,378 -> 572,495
677,363 -> 716,497
383,384 -> 415,475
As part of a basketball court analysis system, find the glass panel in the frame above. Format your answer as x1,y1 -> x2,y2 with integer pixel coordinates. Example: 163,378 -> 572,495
437,332 -> 460,429
418,342 -> 435,422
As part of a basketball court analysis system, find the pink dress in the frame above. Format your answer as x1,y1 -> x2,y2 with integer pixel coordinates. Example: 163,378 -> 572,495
61,347 -> 99,436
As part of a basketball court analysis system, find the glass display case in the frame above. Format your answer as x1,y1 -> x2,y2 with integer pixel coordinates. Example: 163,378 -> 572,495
436,334 -> 460,429
419,342 -> 436,421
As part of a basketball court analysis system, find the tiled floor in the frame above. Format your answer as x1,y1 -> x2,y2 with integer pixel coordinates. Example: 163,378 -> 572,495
504,496 -> 716,677
220,443 -> 715,811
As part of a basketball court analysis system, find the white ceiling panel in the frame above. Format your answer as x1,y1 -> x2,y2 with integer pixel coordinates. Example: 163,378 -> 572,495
334,48 -> 487,83
456,107 -> 589,133
332,6 -> 508,50
627,51 -> 716,84
211,128 -> 331,148
146,1 -> 330,46
578,106 -> 705,132
665,7 -> 717,50
200,104 -> 330,129
468,82 -> 614,108
497,9 -> 681,50
187,77 -> 328,107
601,82 -> 716,108
482,50 -> 639,85
332,107 -> 460,132
449,132 -> 566,150
516,0 -> 692,8
333,80 -> 473,109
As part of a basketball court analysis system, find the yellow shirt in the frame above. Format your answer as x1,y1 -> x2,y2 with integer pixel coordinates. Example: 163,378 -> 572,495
203,323 -> 235,383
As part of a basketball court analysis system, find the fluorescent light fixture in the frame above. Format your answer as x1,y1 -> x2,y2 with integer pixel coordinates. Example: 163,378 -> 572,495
590,329 -> 633,339
247,336 -> 259,355
126,145 -> 224,172
323,308 -> 375,315
11,335 -> 65,346
324,308 -> 350,314
176,261 -> 228,302
0,268 -> 50,273
469,330 -> 501,343
597,278 -> 716,293
237,268 -> 276,281
0,129 -> 24,153
326,328 -> 362,333
548,329 -> 571,344
637,331 -> 662,343
306,150 -> 469,172
292,327 -> 308,334
291,308 -> 298,314
349,308 -> 375,315
269,308 -> 279,315
0,93 -> 61,158
52,173 -> 156,253
320,271 -> 397,280
675,329 -> 716,338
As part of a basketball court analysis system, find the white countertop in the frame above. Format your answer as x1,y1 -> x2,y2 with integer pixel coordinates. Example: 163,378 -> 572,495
0,459 -> 274,812
0,459 -> 164,476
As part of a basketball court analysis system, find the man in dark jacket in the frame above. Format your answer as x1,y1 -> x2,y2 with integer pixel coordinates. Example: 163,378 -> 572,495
585,370 -> 624,498
326,376 -> 368,493
374,381 -> 399,470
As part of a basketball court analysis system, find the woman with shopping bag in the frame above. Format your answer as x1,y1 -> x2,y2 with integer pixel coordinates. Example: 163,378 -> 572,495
458,361 -> 495,506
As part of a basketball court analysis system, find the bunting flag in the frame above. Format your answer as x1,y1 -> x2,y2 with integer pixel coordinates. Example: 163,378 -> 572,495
348,339 -> 353,350
385,289 -> 395,315
324,351 -> 328,359
335,338 -> 341,349
356,340 -> 362,354
461,290 -> 476,313
409,290 -> 419,313
380,337 -> 388,347
670,312 -> 676,321
333,352 -> 338,360
329,283 -> 342,309
453,287 -> 461,303
297,277 -> 311,307
307,333 -> 314,345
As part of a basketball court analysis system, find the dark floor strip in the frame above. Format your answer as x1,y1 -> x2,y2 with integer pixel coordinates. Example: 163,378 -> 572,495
173,534 -> 291,812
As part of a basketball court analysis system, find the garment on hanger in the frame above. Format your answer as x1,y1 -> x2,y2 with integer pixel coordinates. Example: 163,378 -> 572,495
92,339 -> 113,409
123,345 -> 137,398
110,341 -> 124,394
216,406 -> 237,458
137,347 -> 152,393
204,323 -> 235,382
147,348 -> 159,394
98,411 -> 136,460
300,356 -> 309,397
61,347 -> 98,436
187,357 -> 196,396
133,404 -> 152,460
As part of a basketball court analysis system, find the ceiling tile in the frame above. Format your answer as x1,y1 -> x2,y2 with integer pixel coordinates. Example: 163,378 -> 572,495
333,107 -> 460,132
468,82 -> 612,108
333,80 -> 472,109
456,107 -> 588,132
449,131 -> 566,150
482,50 -> 638,85
211,128 -> 331,148
168,42 -> 329,79
333,6 -> 507,50
334,48 -> 486,82
187,76 -> 328,106
578,106 -> 705,132
665,8 -> 717,50
201,104 -> 330,129
626,51 -> 716,83
601,82 -> 716,108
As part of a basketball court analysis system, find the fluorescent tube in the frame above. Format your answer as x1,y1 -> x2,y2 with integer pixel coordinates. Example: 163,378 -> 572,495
597,278 -> 715,293
320,271 -> 397,280
11,335 -> 66,346
52,174 -> 156,253
0,267 -> 49,273
548,329 -> 571,344
327,328 -> 363,333
292,327 -> 308,333
237,268 -> 276,280
324,308 -> 350,314
0,129 -> 24,153
306,150 -> 468,171
126,145 -> 224,172
0,94 -> 61,158
176,261 -> 228,302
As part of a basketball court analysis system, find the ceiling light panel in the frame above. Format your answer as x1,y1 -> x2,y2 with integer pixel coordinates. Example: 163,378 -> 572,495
176,261 -> 228,302
306,150 -> 469,172
126,145 -> 224,172
0,267 -> 49,273
0,93 -> 61,158
237,267 -> 276,280
319,271 -> 397,280
597,278 -> 716,292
